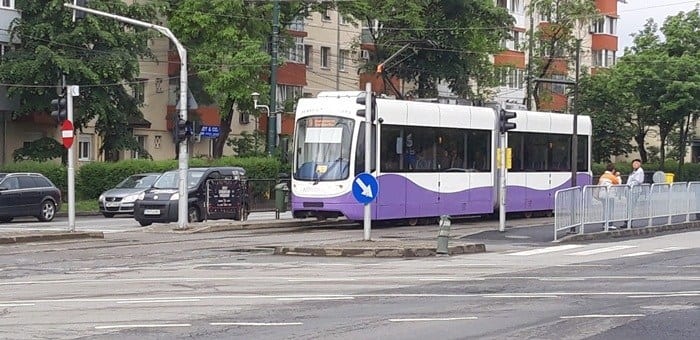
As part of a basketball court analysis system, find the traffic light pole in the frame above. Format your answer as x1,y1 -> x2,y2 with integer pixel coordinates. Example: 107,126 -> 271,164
65,2 -> 190,230
499,131 -> 506,233
364,82 -> 372,241
67,85 -> 77,232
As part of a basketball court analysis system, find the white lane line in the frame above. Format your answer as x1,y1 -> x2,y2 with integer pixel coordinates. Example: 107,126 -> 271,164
276,297 -> 355,301
389,317 -> 478,322
0,303 -> 35,307
210,322 -> 302,326
436,263 -> 504,267
567,245 -> 637,256
116,299 -> 201,304
507,245 -> 584,256
629,293 -> 700,298
555,264 -> 612,267
622,252 -> 653,257
94,323 -> 191,330
287,278 -> 357,282
560,314 -> 644,319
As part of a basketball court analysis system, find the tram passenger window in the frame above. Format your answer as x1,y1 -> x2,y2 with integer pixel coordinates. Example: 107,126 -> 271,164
577,137 -> 589,171
466,130 -> 490,172
380,125 -> 403,172
549,135 -> 571,171
508,133 -> 524,172
524,134 -> 548,171
436,128 -> 466,171
355,123 -> 376,175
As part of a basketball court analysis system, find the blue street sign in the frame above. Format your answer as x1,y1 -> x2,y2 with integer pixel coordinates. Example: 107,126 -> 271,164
352,173 -> 379,205
200,125 -> 220,138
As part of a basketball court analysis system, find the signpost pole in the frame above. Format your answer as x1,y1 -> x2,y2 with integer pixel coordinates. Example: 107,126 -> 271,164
364,83 -> 372,241
67,85 -> 77,232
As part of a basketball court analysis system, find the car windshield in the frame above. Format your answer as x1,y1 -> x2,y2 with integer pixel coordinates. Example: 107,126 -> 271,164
116,174 -> 159,189
152,170 -> 205,189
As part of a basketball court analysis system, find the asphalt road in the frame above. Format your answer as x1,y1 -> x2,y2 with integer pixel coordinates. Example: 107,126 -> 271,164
0,224 -> 697,339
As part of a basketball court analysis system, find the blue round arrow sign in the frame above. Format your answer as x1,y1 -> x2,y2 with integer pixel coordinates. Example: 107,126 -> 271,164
352,173 -> 379,205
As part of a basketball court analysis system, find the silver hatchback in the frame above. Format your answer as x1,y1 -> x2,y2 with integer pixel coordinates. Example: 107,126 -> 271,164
98,173 -> 160,218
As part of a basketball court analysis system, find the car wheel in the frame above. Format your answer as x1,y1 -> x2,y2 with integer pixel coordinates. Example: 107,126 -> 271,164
138,220 -> 152,227
0,217 -> 12,223
103,213 -> 115,218
37,200 -> 56,222
188,206 -> 200,223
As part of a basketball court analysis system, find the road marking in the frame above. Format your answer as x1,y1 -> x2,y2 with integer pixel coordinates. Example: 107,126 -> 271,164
567,245 -> 637,256
210,322 -> 302,326
117,299 -> 201,304
389,317 -> 478,322
641,305 -> 697,311
94,323 -> 191,330
287,278 -> 357,282
555,264 -> 612,267
621,252 -> 653,257
276,297 -> 354,301
505,235 -> 531,239
560,314 -> 644,319
629,293 -> 700,298
0,303 -> 35,307
507,245 -> 584,256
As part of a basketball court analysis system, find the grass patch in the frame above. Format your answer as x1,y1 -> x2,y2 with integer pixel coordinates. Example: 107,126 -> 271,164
60,199 -> 99,213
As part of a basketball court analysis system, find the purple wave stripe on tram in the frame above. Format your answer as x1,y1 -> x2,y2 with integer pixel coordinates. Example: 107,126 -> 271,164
291,173 -> 592,220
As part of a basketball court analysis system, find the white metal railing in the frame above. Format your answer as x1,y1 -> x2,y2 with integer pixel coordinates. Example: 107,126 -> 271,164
554,181 -> 700,240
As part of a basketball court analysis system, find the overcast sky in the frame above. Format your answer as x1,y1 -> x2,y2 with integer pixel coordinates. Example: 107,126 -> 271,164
618,0 -> 699,51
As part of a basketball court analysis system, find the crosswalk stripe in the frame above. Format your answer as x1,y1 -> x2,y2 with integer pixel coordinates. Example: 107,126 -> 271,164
621,252 -> 653,257
507,245 -> 584,256
567,245 -> 637,256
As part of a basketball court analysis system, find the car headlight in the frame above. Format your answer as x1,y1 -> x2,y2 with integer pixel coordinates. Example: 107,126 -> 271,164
98,194 -> 105,202
122,194 -> 138,203
170,193 -> 179,201
137,192 -> 145,200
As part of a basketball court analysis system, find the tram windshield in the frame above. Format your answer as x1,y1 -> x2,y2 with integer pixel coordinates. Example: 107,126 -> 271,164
294,116 -> 354,181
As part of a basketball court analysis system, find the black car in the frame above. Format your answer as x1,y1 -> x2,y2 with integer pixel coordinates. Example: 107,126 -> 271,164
0,172 -> 62,222
133,167 -> 248,227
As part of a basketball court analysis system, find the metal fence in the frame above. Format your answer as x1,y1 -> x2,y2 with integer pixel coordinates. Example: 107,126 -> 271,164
246,178 -> 291,218
554,181 -> 700,240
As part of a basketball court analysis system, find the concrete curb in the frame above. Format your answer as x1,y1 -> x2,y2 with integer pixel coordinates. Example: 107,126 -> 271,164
144,218 -> 350,234
0,232 -> 104,245
56,212 -> 102,217
558,220 -> 700,242
274,243 -> 486,258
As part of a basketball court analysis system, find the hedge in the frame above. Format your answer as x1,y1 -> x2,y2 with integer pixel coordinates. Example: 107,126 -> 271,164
2,156 -> 281,200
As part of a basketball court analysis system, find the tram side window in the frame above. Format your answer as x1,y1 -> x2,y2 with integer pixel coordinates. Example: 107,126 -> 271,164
508,133 -> 524,171
466,130 -> 491,172
380,125 -> 403,172
355,123 -> 376,175
549,134 -> 571,171
577,137 -> 589,171
524,134 -> 548,171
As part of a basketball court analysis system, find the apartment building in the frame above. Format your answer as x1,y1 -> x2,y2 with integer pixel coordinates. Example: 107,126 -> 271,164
493,0 -> 621,112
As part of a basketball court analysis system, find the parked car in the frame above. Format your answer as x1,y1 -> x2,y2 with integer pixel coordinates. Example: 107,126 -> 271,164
0,172 -> 61,223
98,173 -> 161,218
133,167 -> 248,227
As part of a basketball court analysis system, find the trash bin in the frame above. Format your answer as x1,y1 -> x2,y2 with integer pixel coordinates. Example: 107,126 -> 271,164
665,172 -> 675,183
275,182 -> 290,213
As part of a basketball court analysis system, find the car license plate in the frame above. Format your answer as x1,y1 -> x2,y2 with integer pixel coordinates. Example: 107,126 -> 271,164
144,209 -> 160,215
105,202 -> 120,207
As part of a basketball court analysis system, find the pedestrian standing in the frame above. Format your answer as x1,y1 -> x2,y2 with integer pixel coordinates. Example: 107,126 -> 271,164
624,159 -> 644,228
599,163 -> 622,230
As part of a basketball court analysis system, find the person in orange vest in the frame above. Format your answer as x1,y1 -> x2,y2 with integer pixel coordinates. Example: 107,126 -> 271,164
599,163 -> 622,230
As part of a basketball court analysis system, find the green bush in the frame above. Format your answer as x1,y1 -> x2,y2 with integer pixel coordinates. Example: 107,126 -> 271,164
0,161 -> 67,194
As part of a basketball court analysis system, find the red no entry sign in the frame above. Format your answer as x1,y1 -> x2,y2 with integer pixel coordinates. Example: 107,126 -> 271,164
61,120 -> 74,149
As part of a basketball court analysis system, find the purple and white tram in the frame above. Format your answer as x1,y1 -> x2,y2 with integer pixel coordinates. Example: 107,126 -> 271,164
290,91 -> 592,222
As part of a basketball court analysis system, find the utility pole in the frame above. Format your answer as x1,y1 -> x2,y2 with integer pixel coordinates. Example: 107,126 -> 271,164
268,0 -> 279,156
526,9 -> 534,110
571,38 -> 581,187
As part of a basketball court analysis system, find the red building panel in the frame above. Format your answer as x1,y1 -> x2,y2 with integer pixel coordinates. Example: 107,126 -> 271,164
495,51 -> 526,69
278,62 -> 307,86
592,34 -> 618,51
596,0 -> 618,17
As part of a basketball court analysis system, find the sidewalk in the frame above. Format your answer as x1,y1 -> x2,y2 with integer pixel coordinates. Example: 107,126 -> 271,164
0,230 -> 104,244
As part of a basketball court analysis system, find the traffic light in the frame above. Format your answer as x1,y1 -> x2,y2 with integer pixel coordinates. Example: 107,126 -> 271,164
499,109 -> 517,134
50,96 -> 68,124
356,91 -> 377,119
73,0 -> 88,21
174,118 -> 193,142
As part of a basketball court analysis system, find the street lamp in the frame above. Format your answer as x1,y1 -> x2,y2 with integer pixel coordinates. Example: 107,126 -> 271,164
252,92 -> 278,155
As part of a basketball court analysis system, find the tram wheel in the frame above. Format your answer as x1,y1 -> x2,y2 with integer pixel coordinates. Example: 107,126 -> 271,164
407,218 -> 418,226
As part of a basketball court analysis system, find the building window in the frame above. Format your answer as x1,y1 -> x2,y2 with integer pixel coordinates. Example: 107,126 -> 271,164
154,135 -> 161,149
1,0 -> 14,9
0,43 -> 8,60
551,74 -> 567,95
277,85 -> 303,111
593,50 -> 616,67
501,30 -> 524,51
240,111 -> 250,125
304,45 -> 312,67
339,49 -> 349,71
131,135 -> 147,159
155,78 -> 164,93
133,78 -> 146,105
499,68 -> 524,89
288,17 -> 304,31
320,46 -> 330,68
287,37 -> 304,63
497,0 -> 522,14
322,6 -> 331,21
607,16 -> 617,35
78,136 -> 91,161
340,14 -> 350,25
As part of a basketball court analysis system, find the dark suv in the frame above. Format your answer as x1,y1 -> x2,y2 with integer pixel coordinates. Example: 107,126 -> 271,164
133,167 -> 248,227
0,173 -> 62,222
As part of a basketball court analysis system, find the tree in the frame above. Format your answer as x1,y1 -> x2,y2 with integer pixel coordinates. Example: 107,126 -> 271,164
577,70 -> 635,162
338,0 -> 512,100
168,0 -> 272,159
0,0 -> 164,160
527,0 -> 599,111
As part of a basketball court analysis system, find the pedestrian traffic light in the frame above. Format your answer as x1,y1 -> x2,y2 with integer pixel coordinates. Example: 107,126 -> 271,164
499,109 -> 517,134
72,0 -> 88,21
356,91 -> 377,119
175,118 -> 193,143
50,96 -> 68,124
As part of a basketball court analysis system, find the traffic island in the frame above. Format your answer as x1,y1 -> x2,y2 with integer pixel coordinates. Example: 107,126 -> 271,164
0,231 -> 104,245
273,240 -> 486,258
